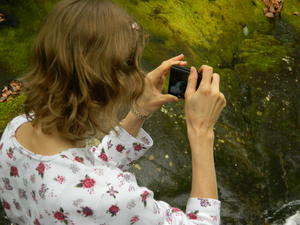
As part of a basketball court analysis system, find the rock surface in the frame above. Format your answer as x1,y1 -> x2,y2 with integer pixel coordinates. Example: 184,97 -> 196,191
1,0 -> 300,224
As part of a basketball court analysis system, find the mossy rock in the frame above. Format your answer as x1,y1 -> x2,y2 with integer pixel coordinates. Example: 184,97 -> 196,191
281,0 -> 300,35
235,34 -> 287,74
0,94 -> 26,134
115,0 -> 272,68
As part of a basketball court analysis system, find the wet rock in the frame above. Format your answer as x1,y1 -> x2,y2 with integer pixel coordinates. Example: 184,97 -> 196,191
293,12 -> 299,16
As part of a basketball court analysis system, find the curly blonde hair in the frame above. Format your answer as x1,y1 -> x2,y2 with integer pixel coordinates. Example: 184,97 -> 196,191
20,0 -> 148,142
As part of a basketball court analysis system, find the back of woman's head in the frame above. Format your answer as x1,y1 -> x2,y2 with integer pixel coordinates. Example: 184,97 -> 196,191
21,0 -> 148,142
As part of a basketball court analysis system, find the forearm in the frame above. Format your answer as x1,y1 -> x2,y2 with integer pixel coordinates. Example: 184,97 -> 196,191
188,129 -> 218,199
120,111 -> 145,137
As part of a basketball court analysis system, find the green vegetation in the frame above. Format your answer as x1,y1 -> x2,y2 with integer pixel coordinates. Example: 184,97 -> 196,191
0,94 -> 26,132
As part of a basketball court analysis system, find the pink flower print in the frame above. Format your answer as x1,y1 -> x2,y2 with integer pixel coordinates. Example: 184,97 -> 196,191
187,211 -> 198,220
107,205 -> 119,217
10,166 -> 19,177
54,175 -> 65,184
107,140 -> 113,149
30,174 -> 36,184
82,176 -> 95,188
166,209 -> 173,223
211,215 -> 218,221
2,199 -> 10,209
36,162 -> 45,178
199,199 -> 211,207
53,208 -> 68,223
140,190 -> 150,207
172,207 -> 182,213
130,215 -> 139,224
116,144 -> 125,153
77,206 -> 93,217
75,156 -> 84,163
76,175 -> 96,193
106,186 -> 119,198
34,218 -> 41,225
99,148 -> 108,161
91,147 -> 97,152
133,143 -> 145,152
7,147 -> 14,159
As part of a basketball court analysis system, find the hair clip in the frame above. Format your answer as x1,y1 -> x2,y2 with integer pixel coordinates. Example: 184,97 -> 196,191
131,22 -> 140,30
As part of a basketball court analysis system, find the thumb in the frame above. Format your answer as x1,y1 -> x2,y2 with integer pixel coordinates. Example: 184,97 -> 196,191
158,94 -> 179,105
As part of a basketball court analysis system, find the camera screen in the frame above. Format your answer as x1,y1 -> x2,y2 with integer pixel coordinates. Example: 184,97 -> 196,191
168,66 -> 202,99
168,67 -> 189,98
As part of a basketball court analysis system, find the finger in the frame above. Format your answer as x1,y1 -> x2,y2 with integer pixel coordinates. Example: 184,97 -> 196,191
169,53 -> 185,62
199,65 -> 213,87
218,92 -> 227,107
157,60 -> 188,77
162,60 -> 188,79
185,66 -> 198,98
211,73 -> 220,92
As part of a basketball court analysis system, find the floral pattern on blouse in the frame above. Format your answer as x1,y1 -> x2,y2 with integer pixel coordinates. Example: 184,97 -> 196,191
0,114 -> 221,225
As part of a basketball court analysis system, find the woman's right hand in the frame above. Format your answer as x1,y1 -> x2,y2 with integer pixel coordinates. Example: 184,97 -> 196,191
184,65 -> 226,136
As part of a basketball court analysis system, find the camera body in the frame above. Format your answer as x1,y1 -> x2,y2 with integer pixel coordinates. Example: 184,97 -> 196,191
168,65 -> 202,98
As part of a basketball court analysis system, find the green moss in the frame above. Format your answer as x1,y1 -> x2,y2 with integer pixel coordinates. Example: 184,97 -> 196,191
115,0 -> 272,68
0,0 -> 59,76
0,94 -> 26,133
282,0 -> 300,34
235,34 -> 287,74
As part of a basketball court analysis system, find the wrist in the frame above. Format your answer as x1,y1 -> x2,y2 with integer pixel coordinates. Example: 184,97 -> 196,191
187,126 -> 215,141
131,104 -> 152,120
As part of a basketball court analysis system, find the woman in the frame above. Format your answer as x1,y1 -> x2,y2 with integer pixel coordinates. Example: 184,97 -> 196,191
0,0 -> 226,224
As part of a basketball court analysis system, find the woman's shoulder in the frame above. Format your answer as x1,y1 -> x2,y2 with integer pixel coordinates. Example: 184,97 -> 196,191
2,114 -> 28,135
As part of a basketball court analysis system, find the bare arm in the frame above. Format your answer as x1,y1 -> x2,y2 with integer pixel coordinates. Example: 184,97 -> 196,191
119,111 -> 145,137
185,65 -> 226,200
188,129 -> 217,199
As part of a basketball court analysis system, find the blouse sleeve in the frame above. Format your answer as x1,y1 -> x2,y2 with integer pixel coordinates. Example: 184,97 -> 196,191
91,126 -> 153,171
96,171 -> 221,225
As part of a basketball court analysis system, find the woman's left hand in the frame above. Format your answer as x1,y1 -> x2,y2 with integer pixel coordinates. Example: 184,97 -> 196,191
134,54 -> 187,115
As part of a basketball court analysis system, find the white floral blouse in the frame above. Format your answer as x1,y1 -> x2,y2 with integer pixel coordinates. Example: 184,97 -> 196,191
0,114 -> 221,225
